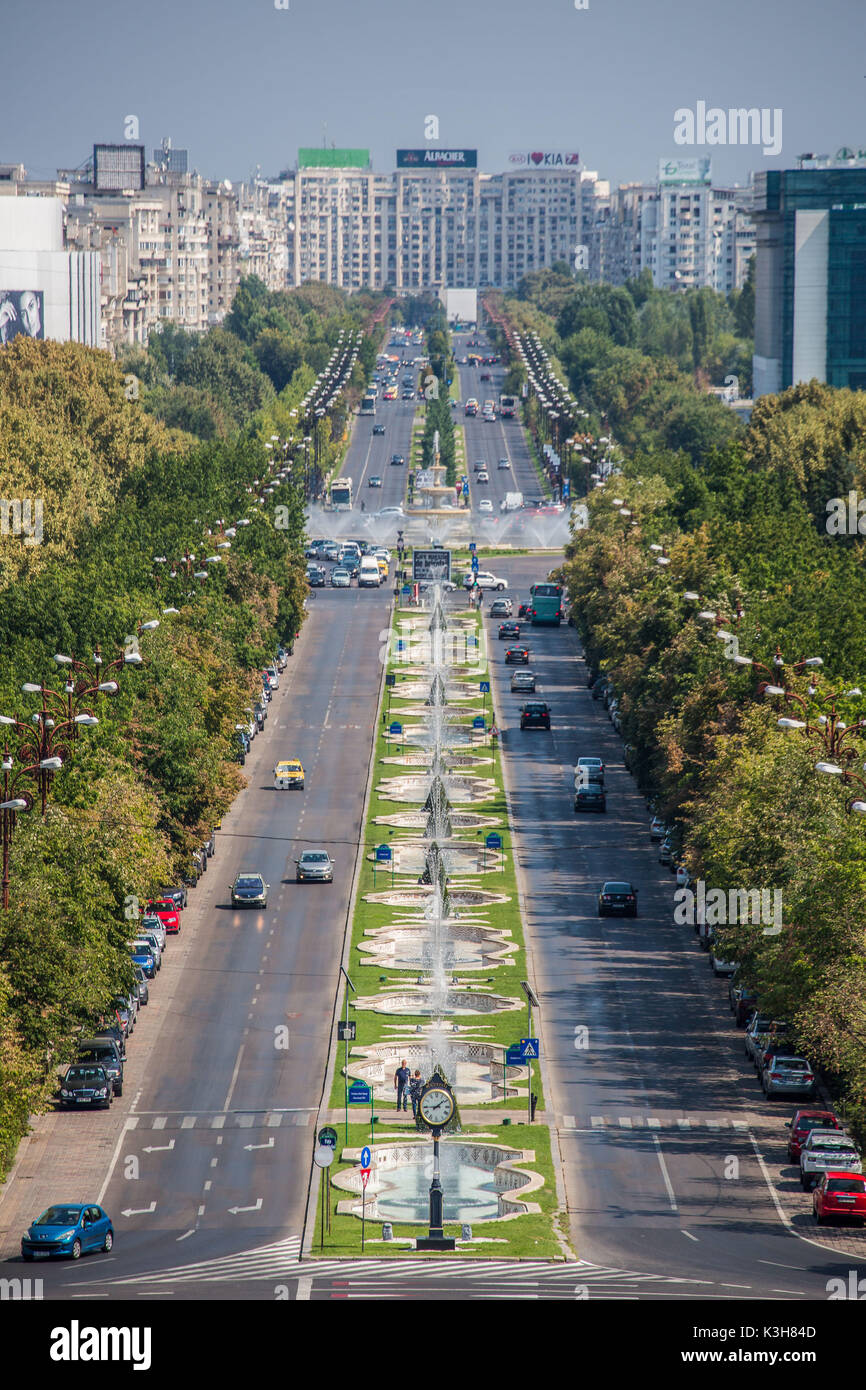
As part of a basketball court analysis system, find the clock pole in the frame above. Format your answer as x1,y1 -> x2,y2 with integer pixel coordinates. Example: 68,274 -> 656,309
416,1074 -> 457,1251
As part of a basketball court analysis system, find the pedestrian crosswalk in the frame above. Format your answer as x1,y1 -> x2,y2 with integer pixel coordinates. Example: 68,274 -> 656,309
559,1114 -> 750,1133
102,1239 -> 712,1296
125,1109 -> 315,1133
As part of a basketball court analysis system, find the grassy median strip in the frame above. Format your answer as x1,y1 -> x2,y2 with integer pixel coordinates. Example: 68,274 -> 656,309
312,1122 -> 560,1261
320,597 -> 561,1260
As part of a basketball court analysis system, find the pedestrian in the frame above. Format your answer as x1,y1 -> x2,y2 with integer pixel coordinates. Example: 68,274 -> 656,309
394,1058 -> 410,1112
409,1069 -> 424,1119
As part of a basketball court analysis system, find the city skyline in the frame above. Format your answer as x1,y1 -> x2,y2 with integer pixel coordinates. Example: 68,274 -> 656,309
4,0 -> 863,190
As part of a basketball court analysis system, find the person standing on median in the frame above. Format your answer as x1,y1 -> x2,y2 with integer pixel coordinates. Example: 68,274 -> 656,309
394,1059 -> 410,1112
409,1069 -> 424,1119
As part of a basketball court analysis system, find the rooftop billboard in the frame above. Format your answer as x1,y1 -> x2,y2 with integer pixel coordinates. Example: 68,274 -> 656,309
298,148 -> 370,169
397,149 -> 477,169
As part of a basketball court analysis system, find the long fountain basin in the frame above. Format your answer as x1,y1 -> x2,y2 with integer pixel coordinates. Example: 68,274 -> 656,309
332,1141 -> 543,1223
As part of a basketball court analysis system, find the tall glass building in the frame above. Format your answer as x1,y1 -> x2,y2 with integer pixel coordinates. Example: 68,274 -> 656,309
752,164 -> 866,397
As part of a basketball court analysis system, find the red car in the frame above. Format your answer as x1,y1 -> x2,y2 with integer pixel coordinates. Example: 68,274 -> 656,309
505,647 -> 530,665
813,1172 -> 866,1226
786,1109 -> 840,1162
146,898 -> 181,934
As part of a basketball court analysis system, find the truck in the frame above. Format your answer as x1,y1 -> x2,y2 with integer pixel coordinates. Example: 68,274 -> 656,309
500,395 -> 517,419
500,491 -> 524,512
358,556 -> 382,588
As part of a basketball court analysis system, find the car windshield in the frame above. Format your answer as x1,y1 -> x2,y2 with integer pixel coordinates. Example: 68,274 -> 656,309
798,1116 -> 837,1131
36,1207 -> 82,1226
302,853 -> 329,863
149,900 -> 173,912
236,876 -> 263,889
66,1068 -> 104,1083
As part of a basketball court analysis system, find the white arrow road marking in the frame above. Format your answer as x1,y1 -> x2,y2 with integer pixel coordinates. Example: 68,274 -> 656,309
244,1138 -> 275,1151
228,1198 -> 263,1215
121,1202 -> 156,1218
143,1140 -> 175,1153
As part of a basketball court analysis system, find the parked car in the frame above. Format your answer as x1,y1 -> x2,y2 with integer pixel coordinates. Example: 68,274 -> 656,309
786,1109 -> 841,1162
128,940 -> 156,979
146,898 -> 180,934
77,1038 -> 124,1097
649,816 -> 667,840
295,850 -> 334,883
58,1065 -> 112,1110
813,1172 -> 866,1226
800,1130 -> 862,1190
157,885 -> 188,912
132,965 -> 149,1006
762,1056 -> 816,1099
136,928 -> 163,971
658,836 -> 674,866
728,981 -> 760,1027
21,1203 -> 114,1261
597,882 -> 638,917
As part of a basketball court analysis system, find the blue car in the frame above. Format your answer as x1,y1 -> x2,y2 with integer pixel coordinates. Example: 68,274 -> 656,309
129,943 -> 156,979
22,1203 -> 113,1262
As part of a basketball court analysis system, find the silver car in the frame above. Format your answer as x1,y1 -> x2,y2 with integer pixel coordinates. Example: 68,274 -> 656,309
296,850 -> 334,883
762,1056 -> 816,1099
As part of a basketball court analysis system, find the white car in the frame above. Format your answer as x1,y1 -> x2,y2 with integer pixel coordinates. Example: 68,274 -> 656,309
497,458 -> 510,470
476,471 -> 490,484
478,499 -> 493,513
800,1131 -> 862,1190
372,547 -> 392,562
377,506 -> 404,517
462,571 -> 508,592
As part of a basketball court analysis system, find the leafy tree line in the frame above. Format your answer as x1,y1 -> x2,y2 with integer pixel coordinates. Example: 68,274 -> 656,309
496,278 -> 866,1138
0,279 -> 384,1176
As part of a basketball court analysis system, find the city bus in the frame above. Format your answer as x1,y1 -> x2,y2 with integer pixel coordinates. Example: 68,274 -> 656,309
360,394 -> 376,415
330,477 -> 353,511
500,395 -> 517,419
528,582 -> 564,625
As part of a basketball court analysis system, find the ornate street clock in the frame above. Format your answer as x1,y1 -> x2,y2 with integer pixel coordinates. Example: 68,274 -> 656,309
416,1074 -> 456,1251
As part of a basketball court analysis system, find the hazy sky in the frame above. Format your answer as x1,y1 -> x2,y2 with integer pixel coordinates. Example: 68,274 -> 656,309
4,0 -> 864,187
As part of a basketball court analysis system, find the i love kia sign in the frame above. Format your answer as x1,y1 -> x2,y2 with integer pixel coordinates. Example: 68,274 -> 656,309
508,151 -> 580,168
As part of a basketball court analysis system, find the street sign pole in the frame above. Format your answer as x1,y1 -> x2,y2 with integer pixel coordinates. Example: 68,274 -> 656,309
527,1005 -> 532,1124
321,1164 -> 326,1250
362,1180 -> 366,1253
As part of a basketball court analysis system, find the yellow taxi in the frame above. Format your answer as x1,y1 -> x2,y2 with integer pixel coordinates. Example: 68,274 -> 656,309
274,759 -> 305,790
375,555 -> 389,580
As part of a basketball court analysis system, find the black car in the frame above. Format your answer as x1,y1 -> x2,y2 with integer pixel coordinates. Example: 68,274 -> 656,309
730,983 -> 760,1027
59,1065 -> 112,1110
230,872 -> 269,909
598,881 -> 638,917
575,786 -> 607,813
372,424 -> 386,435
77,1038 -> 124,1096
506,647 -> 530,665
339,556 -> 361,578
498,622 -> 521,641
390,453 -> 405,466
157,885 -> 188,911
520,701 -> 550,729
307,564 -> 326,587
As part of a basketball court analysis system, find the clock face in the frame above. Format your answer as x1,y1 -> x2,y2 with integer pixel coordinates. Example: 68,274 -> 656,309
420,1087 -> 454,1126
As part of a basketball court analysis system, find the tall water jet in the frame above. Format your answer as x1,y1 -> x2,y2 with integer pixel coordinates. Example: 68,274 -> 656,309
426,672 -> 447,706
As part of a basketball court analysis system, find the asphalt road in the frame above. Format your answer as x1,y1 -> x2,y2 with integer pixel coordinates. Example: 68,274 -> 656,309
0,577 -> 391,1299
484,555 -> 861,1302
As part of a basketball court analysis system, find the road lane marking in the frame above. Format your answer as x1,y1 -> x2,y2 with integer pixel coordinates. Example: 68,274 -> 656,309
152,1116 -> 167,1130
652,1135 -> 678,1213
211,1115 -> 226,1129
177,1230 -> 195,1241
181,1116 -> 196,1129
562,1116 -> 575,1128
223,1043 -> 245,1112
676,1119 -> 691,1130
681,1231 -> 699,1242
97,1118 -> 141,1206
618,1117 -> 632,1129
591,1115 -> 604,1127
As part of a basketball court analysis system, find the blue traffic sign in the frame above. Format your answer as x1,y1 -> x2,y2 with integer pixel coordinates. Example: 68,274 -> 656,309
462,482 -> 469,495
360,1146 -> 372,1169
485,832 -> 502,849
519,1038 -> 540,1061
469,542 -> 476,552
389,722 -> 403,735
401,584 -> 411,595
376,844 -> 392,862
479,681 -> 490,693
473,716 -> 486,730
471,555 -> 479,571
385,673 -> 396,687
348,1080 -> 372,1104
505,1045 -> 523,1066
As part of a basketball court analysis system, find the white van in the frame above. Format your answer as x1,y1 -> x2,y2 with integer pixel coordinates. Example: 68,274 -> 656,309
358,557 -> 381,587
